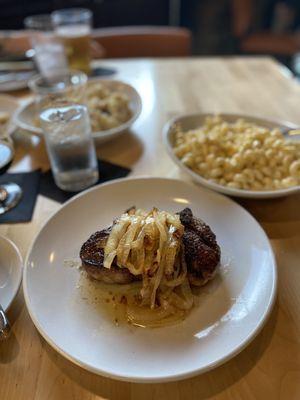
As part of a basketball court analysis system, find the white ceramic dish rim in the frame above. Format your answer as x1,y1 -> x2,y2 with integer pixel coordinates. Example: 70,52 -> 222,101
23,176 -> 277,383
0,94 -> 20,136
13,79 -> 142,139
0,235 -> 23,311
163,112 -> 300,199
0,79 -> 29,92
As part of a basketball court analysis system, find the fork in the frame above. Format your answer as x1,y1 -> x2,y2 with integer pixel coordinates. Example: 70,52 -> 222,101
282,128 -> 300,140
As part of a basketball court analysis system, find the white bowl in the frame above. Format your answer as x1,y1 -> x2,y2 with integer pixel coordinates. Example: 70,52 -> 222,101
0,94 -> 19,136
14,79 -> 142,143
163,113 -> 300,199
0,236 -> 23,311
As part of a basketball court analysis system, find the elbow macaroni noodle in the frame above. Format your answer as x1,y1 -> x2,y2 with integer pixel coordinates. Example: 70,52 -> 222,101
86,83 -> 132,131
173,116 -> 300,191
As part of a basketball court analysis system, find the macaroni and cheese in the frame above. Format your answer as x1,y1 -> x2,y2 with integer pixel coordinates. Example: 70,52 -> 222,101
173,116 -> 300,191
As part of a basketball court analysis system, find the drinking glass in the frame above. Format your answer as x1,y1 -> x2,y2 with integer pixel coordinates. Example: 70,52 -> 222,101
52,8 -> 92,75
29,70 -> 98,192
28,69 -> 87,110
40,102 -> 98,191
24,14 -> 68,78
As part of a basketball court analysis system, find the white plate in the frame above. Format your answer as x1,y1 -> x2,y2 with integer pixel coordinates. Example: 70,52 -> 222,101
24,177 -> 276,382
0,94 -> 19,136
0,236 -> 23,311
163,113 -> 300,199
0,71 -> 34,92
14,79 -> 142,143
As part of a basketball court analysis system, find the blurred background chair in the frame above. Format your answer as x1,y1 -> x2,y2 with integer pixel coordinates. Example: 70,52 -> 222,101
1,0 -> 300,74
92,26 -> 192,58
0,26 -> 192,60
231,0 -> 299,59
0,31 -> 30,58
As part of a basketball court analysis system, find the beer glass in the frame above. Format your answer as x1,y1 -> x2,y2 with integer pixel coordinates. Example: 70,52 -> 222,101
52,8 -> 92,75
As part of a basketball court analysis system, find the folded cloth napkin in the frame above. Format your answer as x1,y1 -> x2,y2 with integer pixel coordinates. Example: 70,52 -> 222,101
91,66 -> 117,77
0,170 -> 40,223
39,159 -> 131,203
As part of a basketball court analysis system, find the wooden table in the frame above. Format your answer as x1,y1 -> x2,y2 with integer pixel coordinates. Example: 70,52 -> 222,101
1,57 -> 300,400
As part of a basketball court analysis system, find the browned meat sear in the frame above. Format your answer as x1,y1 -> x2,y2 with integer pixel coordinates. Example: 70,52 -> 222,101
178,208 -> 221,286
80,229 -> 139,284
80,208 -> 220,286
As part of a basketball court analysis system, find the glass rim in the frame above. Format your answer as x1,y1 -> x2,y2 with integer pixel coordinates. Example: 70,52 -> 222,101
28,69 -> 88,95
51,8 -> 92,24
24,14 -> 53,31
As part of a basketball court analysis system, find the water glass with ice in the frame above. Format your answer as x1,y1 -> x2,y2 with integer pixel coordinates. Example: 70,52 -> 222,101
28,69 -> 87,110
24,14 -> 68,79
40,102 -> 98,191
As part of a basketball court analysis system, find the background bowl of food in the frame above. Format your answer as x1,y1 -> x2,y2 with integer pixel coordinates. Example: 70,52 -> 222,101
163,113 -> 300,199
14,79 -> 142,143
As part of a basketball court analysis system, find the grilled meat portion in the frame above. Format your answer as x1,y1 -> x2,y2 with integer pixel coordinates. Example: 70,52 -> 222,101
80,208 -> 220,285
178,208 -> 221,286
80,229 -> 138,284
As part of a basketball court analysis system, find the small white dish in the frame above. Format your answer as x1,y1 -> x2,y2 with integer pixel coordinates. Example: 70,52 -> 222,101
0,236 -> 23,311
0,139 -> 14,168
14,79 -> 142,143
0,94 -> 19,136
163,113 -> 300,199
0,71 -> 34,92
24,177 -> 276,382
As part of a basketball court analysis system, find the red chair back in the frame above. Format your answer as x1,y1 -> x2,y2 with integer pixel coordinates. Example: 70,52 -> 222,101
92,26 -> 192,58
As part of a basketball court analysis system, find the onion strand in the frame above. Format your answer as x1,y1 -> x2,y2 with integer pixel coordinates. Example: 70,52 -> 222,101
103,208 -> 195,326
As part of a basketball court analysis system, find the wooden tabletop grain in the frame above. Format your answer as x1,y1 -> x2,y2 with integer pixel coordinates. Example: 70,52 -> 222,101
0,57 -> 300,400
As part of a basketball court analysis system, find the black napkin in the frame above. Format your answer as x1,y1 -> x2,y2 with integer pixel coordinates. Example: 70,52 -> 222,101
0,170 -> 41,223
39,159 -> 131,203
91,66 -> 117,77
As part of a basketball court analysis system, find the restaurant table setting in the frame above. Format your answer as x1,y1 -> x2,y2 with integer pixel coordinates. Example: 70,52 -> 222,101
0,9 -> 116,93
0,159 -> 130,222
0,10 -> 300,398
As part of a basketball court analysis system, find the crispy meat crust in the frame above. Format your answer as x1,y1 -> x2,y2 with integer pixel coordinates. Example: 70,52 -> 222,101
178,208 -> 221,286
80,208 -> 220,286
80,229 -> 138,284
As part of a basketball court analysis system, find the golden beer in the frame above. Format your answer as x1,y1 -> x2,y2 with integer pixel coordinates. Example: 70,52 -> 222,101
56,25 -> 91,74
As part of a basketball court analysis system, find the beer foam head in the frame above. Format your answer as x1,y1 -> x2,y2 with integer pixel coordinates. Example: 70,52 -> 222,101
56,24 -> 90,38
